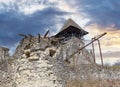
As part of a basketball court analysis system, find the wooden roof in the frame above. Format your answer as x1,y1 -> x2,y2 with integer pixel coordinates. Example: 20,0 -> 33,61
55,18 -> 88,38
60,18 -> 83,32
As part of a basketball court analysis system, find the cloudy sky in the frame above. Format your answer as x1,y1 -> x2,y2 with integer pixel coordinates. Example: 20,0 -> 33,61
0,0 -> 120,65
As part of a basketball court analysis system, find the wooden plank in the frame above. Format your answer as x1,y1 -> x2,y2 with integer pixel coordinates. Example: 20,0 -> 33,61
38,33 -> 41,43
92,38 -> 96,63
19,34 -> 28,38
98,39 -> 104,66
44,30 -> 49,38
28,34 -> 33,42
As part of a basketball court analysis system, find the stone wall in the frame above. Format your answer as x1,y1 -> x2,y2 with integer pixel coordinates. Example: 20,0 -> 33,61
0,47 -> 14,87
0,47 -> 9,61
0,36 -> 120,87
0,47 -> 9,71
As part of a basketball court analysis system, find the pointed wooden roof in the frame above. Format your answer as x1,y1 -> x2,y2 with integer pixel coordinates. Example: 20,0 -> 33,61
55,18 -> 88,38
60,18 -> 82,32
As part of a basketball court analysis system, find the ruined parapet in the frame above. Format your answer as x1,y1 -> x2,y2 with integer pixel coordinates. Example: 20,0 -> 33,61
0,47 -> 9,71
0,47 -> 14,87
12,40 -> 67,87
0,47 -> 9,59
13,34 -> 53,59
13,35 -> 39,58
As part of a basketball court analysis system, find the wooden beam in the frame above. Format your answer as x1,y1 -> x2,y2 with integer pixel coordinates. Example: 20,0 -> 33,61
92,38 -> 96,63
19,34 -> 28,38
38,33 -> 41,43
98,39 -> 104,66
28,34 -> 33,42
44,30 -> 49,38
28,34 -> 33,37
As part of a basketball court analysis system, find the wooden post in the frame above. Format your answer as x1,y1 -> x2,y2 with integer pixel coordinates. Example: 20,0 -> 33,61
19,34 -> 28,46
44,30 -> 49,38
91,38 -> 96,64
97,39 -> 104,66
28,34 -> 33,43
38,33 -> 41,43
19,34 -> 28,38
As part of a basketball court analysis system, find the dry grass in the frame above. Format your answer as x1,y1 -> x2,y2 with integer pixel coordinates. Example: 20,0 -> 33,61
66,79 -> 120,87
65,64 -> 120,87
95,64 -> 120,71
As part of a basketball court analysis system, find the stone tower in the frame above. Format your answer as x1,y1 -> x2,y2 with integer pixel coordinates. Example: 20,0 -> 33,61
55,18 -> 94,65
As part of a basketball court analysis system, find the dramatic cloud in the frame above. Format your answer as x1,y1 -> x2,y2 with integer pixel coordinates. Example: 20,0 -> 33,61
0,7 -> 69,47
0,0 -> 76,15
0,0 -> 120,63
85,24 -> 120,65
0,0 -> 85,48
75,0 -> 120,29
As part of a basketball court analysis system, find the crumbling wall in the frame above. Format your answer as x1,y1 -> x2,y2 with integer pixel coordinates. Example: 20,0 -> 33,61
0,47 -> 14,87
0,36 -> 120,87
0,47 -> 9,71
11,36 -> 120,87
12,44 -> 68,87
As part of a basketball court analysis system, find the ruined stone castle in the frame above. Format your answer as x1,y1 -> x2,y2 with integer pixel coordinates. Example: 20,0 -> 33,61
0,19 -> 120,87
